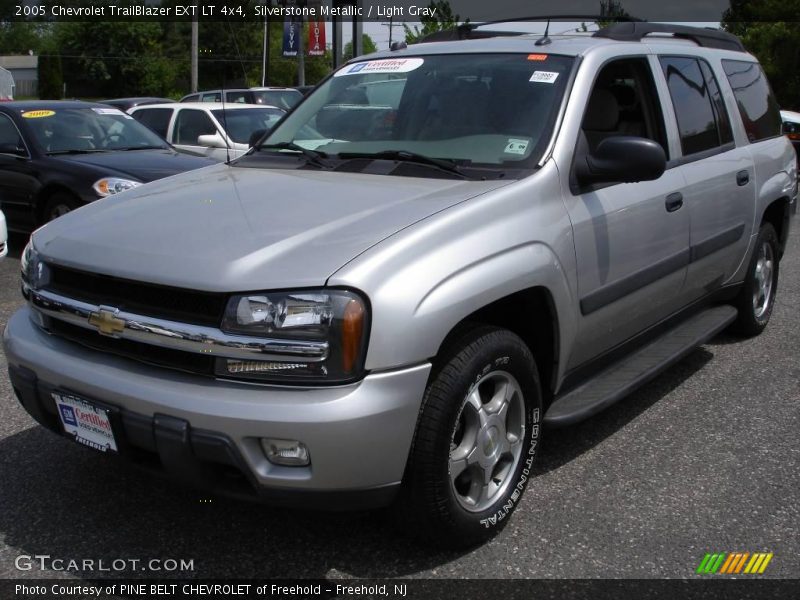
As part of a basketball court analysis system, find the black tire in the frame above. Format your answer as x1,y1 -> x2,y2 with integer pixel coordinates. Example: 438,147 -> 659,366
400,326 -> 543,549
42,192 -> 81,224
732,223 -> 779,337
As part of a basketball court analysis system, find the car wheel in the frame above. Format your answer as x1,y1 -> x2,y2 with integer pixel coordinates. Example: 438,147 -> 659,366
43,193 -> 80,223
401,326 -> 542,549
732,222 -> 779,337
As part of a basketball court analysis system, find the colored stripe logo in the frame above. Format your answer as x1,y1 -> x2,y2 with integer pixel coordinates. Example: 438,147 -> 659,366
697,552 -> 773,574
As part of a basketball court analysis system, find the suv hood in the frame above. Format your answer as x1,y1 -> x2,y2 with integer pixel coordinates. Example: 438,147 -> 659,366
33,164 -> 510,291
54,149 -> 217,181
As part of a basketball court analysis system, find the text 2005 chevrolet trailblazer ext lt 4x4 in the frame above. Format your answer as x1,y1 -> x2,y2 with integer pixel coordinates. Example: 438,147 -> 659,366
4,23 -> 797,547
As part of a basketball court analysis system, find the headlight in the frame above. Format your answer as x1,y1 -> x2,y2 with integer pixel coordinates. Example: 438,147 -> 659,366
92,177 -> 141,197
217,289 -> 368,383
20,240 -> 49,297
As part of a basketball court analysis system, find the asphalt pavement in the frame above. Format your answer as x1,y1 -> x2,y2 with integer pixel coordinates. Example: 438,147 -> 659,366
0,223 -> 797,580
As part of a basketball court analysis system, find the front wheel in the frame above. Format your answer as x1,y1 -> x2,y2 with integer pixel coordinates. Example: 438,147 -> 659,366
42,192 -> 81,223
732,223 -> 779,337
400,327 -> 543,549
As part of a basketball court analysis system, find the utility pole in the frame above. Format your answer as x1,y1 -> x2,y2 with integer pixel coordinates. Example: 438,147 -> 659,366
190,0 -> 198,92
261,17 -> 269,86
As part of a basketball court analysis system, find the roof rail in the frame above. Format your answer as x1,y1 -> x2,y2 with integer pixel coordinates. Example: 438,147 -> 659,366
593,22 -> 745,52
419,15 -> 643,44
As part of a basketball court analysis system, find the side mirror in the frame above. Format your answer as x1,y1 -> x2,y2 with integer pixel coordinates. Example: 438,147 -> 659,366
197,133 -> 228,149
576,136 -> 666,187
0,142 -> 26,156
248,129 -> 267,148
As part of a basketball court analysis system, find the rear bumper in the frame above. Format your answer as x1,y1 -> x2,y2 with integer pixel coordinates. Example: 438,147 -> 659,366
4,308 -> 431,509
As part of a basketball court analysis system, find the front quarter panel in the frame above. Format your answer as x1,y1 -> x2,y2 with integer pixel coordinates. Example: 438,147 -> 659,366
328,162 -> 577,379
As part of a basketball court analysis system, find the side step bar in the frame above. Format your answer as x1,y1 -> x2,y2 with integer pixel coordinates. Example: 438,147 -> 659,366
544,305 -> 737,427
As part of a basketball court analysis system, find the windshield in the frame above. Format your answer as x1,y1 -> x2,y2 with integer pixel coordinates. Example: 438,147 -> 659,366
24,107 -> 169,153
211,107 -> 285,144
253,90 -> 303,110
259,53 -> 574,173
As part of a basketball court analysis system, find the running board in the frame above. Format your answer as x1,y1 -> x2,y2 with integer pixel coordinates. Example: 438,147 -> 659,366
544,305 -> 737,427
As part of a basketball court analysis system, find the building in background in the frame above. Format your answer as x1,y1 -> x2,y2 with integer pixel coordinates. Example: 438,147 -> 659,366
0,55 -> 38,98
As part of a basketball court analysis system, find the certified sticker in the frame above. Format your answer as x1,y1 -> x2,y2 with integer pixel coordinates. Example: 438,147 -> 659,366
334,57 -> 424,77
21,110 -> 55,119
92,107 -> 125,116
529,71 -> 560,84
504,138 -> 530,155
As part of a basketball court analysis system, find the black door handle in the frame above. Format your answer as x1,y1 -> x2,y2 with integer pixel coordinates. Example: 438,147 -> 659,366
737,170 -> 750,186
665,192 -> 683,212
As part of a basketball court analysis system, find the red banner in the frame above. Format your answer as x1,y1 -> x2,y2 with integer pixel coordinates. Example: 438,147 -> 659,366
308,20 -> 326,57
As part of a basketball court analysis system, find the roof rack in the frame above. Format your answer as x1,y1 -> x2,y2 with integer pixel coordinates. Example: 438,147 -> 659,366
419,15 -> 642,44
593,22 -> 745,52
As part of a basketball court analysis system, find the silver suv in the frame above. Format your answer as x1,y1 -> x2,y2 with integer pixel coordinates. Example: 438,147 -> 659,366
4,23 -> 797,548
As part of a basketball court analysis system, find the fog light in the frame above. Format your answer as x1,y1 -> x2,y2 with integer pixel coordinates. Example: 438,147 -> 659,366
261,438 -> 310,466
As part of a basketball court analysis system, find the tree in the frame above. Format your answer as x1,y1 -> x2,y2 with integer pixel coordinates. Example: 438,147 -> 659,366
404,1 -> 461,44
722,0 -> 800,109
596,0 -> 631,29
37,53 -> 62,99
342,34 -> 377,61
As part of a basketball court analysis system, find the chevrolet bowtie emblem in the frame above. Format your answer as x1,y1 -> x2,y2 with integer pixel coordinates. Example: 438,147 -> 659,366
88,308 -> 125,337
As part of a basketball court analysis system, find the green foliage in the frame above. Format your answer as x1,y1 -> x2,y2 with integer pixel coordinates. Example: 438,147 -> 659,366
343,34 -> 378,61
404,1 -> 461,44
37,53 -> 62,99
722,0 -> 800,109
596,0 -> 631,29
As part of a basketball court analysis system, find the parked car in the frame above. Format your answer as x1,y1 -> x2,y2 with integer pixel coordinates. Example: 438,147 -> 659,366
294,85 -> 315,96
781,109 -> 800,166
0,101 -> 217,229
180,87 -> 303,111
99,97 -> 174,112
0,209 -> 7,259
4,24 -> 796,549
130,102 -> 285,161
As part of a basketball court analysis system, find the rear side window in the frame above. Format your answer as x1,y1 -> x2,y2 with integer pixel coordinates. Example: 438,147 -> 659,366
132,108 -> 172,139
722,60 -> 782,142
660,56 -> 730,156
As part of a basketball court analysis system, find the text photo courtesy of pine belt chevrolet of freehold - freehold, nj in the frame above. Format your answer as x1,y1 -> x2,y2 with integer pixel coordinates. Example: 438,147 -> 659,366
0,1 -> 798,599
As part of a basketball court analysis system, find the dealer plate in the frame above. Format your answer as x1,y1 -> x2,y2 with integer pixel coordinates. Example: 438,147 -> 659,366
52,392 -> 118,453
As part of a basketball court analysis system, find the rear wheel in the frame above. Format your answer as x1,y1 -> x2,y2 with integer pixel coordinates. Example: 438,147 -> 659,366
400,327 -> 543,549
732,223 -> 779,337
42,192 -> 81,223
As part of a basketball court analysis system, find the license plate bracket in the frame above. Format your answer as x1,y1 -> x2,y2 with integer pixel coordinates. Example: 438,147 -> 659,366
52,391 -> 118,453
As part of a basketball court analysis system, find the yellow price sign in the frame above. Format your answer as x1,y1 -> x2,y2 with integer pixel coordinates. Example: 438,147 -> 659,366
21,110 -> 56,119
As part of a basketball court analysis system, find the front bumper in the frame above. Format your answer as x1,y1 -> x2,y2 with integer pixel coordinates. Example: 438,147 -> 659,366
3,307 -> 431,508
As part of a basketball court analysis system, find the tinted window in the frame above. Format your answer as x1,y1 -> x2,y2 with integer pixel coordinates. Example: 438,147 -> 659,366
225,91 -> 254,104
0,114 -> 24,152
722,60 -> 782,142
132,108 -> 173,139
660,57 -> 721,156
200,92 -> 221,102
173,109 -> 217,145
182,94 -> 200,102
698,60 -> 733,145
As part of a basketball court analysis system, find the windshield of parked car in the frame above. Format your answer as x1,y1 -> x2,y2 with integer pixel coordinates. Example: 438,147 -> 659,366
257,53 -> 574,175
252,89 -> 303,110
211,107 -> 285,144
24,107 -> 169,153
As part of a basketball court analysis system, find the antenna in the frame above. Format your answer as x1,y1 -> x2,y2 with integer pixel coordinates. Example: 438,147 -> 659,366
535,19 -> 552,46
221,68 -> 231,165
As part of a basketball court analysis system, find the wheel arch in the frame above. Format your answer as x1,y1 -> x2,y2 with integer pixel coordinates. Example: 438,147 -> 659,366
433,286 -> 561,404
34,184 -> 82,225
761,195 -> 792,259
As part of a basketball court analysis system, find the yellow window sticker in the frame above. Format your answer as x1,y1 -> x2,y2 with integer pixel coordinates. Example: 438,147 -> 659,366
22,110 -> 55,119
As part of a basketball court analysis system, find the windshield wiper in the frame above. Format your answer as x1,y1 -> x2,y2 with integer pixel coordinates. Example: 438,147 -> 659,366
337,150 -> 468,178
258,142 -> 330,169
117,145 -> 168,151
46,149 -> 108,155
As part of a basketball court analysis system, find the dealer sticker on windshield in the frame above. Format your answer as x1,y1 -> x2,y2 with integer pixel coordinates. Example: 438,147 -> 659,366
21,110 -> 55,119
53,392 -> 118,453
529,71 -> 560,84
335,57 -> 424,77
504,138 -> 530,155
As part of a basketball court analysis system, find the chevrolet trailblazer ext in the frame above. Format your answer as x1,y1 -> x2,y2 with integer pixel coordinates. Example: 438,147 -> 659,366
4,23 -> 796,548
